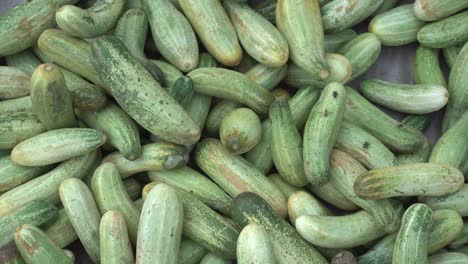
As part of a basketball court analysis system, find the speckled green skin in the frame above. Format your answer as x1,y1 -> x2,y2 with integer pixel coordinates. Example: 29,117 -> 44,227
245,64 -> 287,91
402,114 -> 432,131
56,0 -> 125,38
195,138 -> 287,218
288,191 -> 331,225
167,76 -> 194,107
369,4 -> 426,46
253,0 -> 277,24
268,174 -> 304,199
414,45 -> 447,87
188,68 -> 274,114
360,79 -> 448,114
422,184 -> 468,217
328,150 -> 401,232
354,163 -> 464,199
142,0 -> 198,72
414,0 -> 468,21
344,87 -> 424,152
0,150 -> 98,217
178,239 -> 207,264
324,29 -> 357,52
37,29 -> 106,89
307,182 -> 358,211
225,1 -> 288,67
0,156 -> 52,192
185,93 -> 212,142
91,36 -> 201,145
285,53 -> 352,89
245,120 -> 273,174
220,108 -> 261,154
5,50 -> 42,76
303,82 -> 347,185
0,201 -> 57,248
443,45 -> 462,69
14,224 -> 72,264
43,209 -> 77,248
418,11 -> 468,48
276,0 -> 329,80
0,67 -> 30,100
0,112 -> 46,150
11,128 -> 105,166
206,100 -> 240,137
296,211 -> 386,248
396,135 -> 432,165
338,33 -> 381,81
103,142 -> 188,178
372,0 -> 399,16
32,46 -> 108,111
77,103 -> 141,161
30,64 -> 77,130
232,192 -> 327,264
59,178 -> 101,263
0,97 -> 32,115
0,0 -> 78,56
429,253 -> 468,264
357,232 -> 397,264
100,211 -> 134,264
91,163 -> 140,244
451,219 -> 468,249
321,0 -> 384,33
149,166 -> 232,215
151,60 -> 183,87
114,8 -> 147,59
430,111 -> 468,170
270,100 -> 308,187
179,0 -> 242,66
199,253 -> 231,264
237,224 -> 276,264
335,122 -> 397,170
443,43 -> 468,131
393,204 -> 432,264
137,184 -> 183,264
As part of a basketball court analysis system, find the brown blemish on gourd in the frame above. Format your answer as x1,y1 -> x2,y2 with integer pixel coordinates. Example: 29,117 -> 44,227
16,226 -> 40,255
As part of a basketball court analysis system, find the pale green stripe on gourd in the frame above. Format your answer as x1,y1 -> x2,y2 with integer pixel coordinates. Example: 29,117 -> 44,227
0,0 -> 78,56
178,238 -> 207,264
401,114 -> 432,131
307,182 -> 358,211
335,122 -> 397,170
59,178 -> 101,263
100,211 -> 135,264
414,0 -> 468,21
245,64 -> 288,91
232,192 -> 328,264
220,108 -> 262,154
253,0 -> 277,24
0,67 -> 30,100
285,53 -> 352,89
393,203 -> 432,264
0,201 -> 57,248
288,191 -> 331,226
91,163 -> 140,244
91,36 -> 201,145
0,150 -> 98,216
344,87 -> 424,153
137,184 -> 183,264
206,100 -> 240,137
14,224 -> 72,264
103,142 -> 188,178
167,76 -> 194,107
321,0 -> 384,33
148,166 -> 232,216
195,138 -> 287,218
354,163 -> 464,199
443,45 -> 462,69
296,211 -> 386,248
199,253 -> 231,264
396,135 -> 432,165
56,0 -> 126,38
414,45 -> 447,87
151,60 -> 183,87
328,149 -> 401,232
429,253 -> 468,264
237,224 -> 276,264
303,82 -> 347,185
5,50 -> 42,76
188,68 -> 274,114
324,29 -> 357,53
30,64 -> 77,130
179,0 -> 242,66
417,11 -> 468,48
0,156 -> 52,192
276,0 -> 329,80
76,103 -> 141,161
360,79 -> 448,114
43,209 -> 77,248
372,0 -> 399,16
338,33 -> 381,81
11,128 -> 105,167
0,112 -> 46,150
270,99 -> 308,187
224,0 -> 288,67
141,0 -> 198,72
0,97 -> 32,115
442,42 -> 468,131
369,4 -> 426,46
421,184 -> 468,217
245,120 -> 273,174
450,220 -> 468,249
268,173 -> 305,199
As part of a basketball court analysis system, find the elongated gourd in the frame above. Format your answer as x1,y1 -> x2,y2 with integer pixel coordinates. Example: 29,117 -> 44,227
237,224 -> 276,264
417,11 -> 468,48
245,64 -> 288,91
0,156 -> 52,192
0,96 -> 32,115
0,67 -> 30,100
100,210 -> 134,264
288,191 -> 331,225
0,112 -> 46,150
276,0 -> 329,80
178,239 -> 207,264
414,0 -> 468,21
421,184 -> 468,217
220,108 -> 262,154
324,29 -> 357,52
